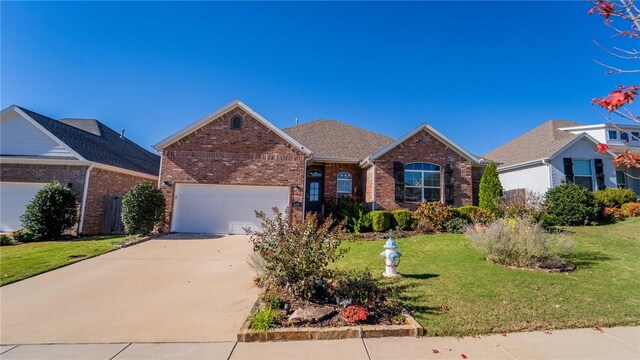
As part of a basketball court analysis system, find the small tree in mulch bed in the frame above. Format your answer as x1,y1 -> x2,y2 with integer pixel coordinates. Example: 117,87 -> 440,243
121,181 -> 166,236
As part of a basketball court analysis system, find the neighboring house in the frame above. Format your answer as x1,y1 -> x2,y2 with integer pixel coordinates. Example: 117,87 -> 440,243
0,105 -> 160,234
484,120 -> 640,196
155,100 -> 487,234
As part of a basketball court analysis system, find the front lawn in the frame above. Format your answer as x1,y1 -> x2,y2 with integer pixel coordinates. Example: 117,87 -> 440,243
0,236 -> 123,286
335,218 -> 640,336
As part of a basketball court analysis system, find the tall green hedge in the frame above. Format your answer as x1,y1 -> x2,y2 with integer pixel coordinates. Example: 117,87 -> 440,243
370,211 -> 391,232
20,181 -> 78,240
479,162 -> 503,215
121,182 -> 166,235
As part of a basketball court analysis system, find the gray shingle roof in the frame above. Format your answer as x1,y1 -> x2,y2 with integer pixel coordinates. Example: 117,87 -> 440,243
609,145 -> 640,155
18,107 -> 160,176
483,120 -> 584,167
283,119 -> 394,160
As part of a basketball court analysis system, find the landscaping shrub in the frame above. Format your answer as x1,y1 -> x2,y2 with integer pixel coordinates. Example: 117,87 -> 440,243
622,202 -> 640,217
250,306 -> 277,332
443,217 -> 468,234
334,270 -> 382,306
342,305 -> 368,324
20,181 -> 78,241
543,183 -> 600,226
11,228 -> 35,243
336,196 -> 371,233
604,207 -> 627,221
469,208 -> 496,225
0,234 -> 12,246
499,189 -> 543,218
344,209 -> 372,234
121,181 -> 166,235
414,201 -> 452,233
479,162 -> 503,216
594,188 -> 637,208
370,211 -> 391,232
246,208 -> 347,300
450,206 -> 479,222
392,210 -> 413,230
465,217 -> 575,268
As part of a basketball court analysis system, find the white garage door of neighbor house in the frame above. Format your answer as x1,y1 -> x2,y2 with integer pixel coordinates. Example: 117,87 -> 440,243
171,184 -> 290,234
0,182 -> 47,232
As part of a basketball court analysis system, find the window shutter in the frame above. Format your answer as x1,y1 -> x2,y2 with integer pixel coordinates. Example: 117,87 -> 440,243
393,161 -> 404,202
444,164 -> 454,205
594,159 -> 606,190
563,158 -> 574,183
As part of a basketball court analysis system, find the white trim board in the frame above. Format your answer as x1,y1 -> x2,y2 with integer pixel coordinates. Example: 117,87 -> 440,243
153,99 -> 312,156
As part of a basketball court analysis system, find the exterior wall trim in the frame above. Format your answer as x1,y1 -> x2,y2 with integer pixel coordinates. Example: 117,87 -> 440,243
0,157 -> 90,166
92,162 -> 158,180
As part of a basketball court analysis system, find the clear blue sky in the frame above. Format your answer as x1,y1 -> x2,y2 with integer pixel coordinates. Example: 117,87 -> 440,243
0,1 -> 629,155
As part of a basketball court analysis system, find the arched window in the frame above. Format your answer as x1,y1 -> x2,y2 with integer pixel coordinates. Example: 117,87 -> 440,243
230,116 -> 242,130
404,163 -> 441,202
337,172 -> 352,198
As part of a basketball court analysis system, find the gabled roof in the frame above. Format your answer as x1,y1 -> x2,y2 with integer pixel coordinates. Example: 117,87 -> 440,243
13,106 -> 160,176
361,123 -> 484,166
154,99 -> 312,155
283,120 -> 394,161
483,120 -> 584,168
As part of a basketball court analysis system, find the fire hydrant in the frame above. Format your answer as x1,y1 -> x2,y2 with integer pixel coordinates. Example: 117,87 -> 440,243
380,238 -> 401,277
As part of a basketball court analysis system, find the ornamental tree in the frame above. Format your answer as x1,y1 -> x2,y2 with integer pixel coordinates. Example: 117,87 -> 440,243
479,161 -> 503,216
589,0 -> 639,170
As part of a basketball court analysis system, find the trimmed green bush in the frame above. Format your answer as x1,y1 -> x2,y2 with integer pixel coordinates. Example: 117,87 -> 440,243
121,182 -> 166,235
370,211 -> 391,232
392,210 -> 413,230
543,183 -> 600,226
11,228 -> 35,243
443,217 -> 468,234
20,181 -> 78,240
479,162 -> 503,216
594,188 -> 637,208
451,206 -> 480,222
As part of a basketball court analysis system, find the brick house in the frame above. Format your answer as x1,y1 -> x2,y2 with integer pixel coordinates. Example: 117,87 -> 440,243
0,105 -> 160,234
155,100 -> 487,234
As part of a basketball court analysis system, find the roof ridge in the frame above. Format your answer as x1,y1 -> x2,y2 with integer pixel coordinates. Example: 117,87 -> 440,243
284,118 -> 394,141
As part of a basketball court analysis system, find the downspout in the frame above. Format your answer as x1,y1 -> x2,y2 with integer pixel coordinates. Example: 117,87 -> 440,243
302,157 -> 311,219
371,163 -> 376,210
542,158 -> 553,189
78,164 -> 94,235
157,151 -> 164,187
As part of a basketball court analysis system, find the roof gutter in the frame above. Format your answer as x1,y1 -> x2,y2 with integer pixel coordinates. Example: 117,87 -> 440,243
497,158 -> 550,172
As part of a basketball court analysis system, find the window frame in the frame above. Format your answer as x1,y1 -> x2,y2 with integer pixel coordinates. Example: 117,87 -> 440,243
404,162 -> 442,203
621,132 -> 629,142
608,130 -> 618,140
572,158 -> 595,191
631,131 -> 640,142
230,116 -> 243,130
336,172 -> 352,199
616,171 -> 627,189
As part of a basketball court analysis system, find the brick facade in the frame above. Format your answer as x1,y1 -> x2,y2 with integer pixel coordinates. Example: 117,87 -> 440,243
0,163 -> 88,201
82,167 -> 151,235
322,163 -> 363,201
373,130 -> 477,210
159,106 -> 307,229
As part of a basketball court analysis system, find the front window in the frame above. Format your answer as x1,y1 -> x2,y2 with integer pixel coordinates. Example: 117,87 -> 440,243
336,172 -> 352,198
631,132 -> 639,142
617,171 -> 627,188
608,130 -> 618,140
621,132 -> 629,142
573,159 -> 594,190
405,163 -> 441,202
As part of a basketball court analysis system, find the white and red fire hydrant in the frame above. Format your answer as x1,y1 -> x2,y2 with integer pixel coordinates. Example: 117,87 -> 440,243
380,238 -> 402,277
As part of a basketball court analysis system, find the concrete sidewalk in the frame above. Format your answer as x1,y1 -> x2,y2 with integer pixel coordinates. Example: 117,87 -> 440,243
1,326 -> 638,360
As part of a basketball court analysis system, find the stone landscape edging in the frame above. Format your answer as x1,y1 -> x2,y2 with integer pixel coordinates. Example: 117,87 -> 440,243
237,299 -> 424,342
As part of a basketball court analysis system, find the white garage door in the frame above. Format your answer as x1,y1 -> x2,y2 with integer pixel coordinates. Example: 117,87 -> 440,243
0,182 -> 47,232
172,184 -> 290,234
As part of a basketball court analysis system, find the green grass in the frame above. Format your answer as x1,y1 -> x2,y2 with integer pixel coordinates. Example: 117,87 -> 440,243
0,236 -> 123,286
335,218 -> 640,336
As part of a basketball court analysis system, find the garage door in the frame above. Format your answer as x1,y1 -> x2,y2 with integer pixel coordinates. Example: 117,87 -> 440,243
171,184 -> 290,234
0,182 -> 47,232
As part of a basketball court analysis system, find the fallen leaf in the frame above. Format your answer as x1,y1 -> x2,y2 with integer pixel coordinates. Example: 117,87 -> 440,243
447,348 -> 452,352
461,354 -> 468,359
501,333 -> 507,337
595,326 -> 604,333
544,330 -> 552,335
432,349 -> 439,354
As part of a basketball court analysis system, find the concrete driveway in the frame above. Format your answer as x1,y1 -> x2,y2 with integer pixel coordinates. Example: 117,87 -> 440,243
0,235 -> 260,345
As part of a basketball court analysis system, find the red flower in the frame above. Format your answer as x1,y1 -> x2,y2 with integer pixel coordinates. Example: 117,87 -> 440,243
341,305 -> 368,324
588,0 -> 616,19
595,143 -> 610,153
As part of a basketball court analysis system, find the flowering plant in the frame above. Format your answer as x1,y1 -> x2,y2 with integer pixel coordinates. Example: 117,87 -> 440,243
342,305 -> 368,324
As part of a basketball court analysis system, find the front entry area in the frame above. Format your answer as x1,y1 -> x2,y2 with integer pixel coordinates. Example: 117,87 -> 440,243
171,183 -> 289,234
